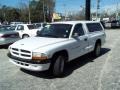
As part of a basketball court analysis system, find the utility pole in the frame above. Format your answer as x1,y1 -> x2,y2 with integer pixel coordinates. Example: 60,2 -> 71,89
96,0 -> 100,21
85,0 -> 91,20
63,4 -> 67,21
116,0 -> 118,20
28,0 -> 31,24
3,13 -> 6,22
43,0 -> 46,22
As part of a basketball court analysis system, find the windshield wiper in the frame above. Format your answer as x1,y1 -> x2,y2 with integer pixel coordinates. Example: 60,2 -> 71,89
43,34 -> 59,38
37,33 -> 59,38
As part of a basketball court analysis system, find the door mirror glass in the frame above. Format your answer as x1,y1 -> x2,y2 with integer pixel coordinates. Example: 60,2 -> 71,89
73,33 -> 79,38
72,24 -> 85,38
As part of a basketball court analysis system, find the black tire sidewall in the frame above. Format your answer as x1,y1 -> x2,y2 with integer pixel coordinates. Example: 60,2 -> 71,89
52,55 -> 65,76
94,43 -> 101,57
22,35 -> 29,39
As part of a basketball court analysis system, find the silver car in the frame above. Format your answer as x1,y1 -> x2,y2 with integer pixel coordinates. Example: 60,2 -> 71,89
0,26 -> 20,45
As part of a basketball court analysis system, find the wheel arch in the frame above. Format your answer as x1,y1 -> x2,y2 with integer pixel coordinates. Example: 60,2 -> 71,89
22,34 -> 29,38
95,39 -> 101,46
52,50 -> 69,62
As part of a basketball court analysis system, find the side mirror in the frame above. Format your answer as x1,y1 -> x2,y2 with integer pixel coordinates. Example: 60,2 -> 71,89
72,33 -> 79,38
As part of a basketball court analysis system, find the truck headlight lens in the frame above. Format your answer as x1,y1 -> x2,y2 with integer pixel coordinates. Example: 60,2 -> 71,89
32,52 -> 48,61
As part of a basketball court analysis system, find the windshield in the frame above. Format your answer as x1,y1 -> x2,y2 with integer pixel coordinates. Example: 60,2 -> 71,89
0,27 -> 5,32
37,24 -> 72,38
0,26 -> 9,31
9,26 -> 16,30
0,26 -> 16,32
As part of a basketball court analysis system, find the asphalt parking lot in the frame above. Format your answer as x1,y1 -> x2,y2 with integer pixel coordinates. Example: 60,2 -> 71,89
0,29 -> 120,90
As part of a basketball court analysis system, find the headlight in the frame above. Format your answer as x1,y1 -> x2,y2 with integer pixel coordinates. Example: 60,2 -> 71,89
32,52 -> 48,61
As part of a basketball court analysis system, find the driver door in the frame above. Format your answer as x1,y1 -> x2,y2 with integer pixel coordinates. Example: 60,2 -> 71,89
69,24 -> 89,60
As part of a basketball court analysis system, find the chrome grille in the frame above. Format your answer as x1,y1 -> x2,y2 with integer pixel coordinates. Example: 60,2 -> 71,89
12,48 -> 18,51
21,49 -> 31,53
11,48 -> 31,59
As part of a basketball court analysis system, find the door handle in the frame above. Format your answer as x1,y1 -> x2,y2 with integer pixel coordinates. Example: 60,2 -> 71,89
84,38 -> 88,41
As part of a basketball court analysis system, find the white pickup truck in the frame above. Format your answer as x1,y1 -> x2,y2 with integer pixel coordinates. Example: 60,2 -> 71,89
8,21 -> 106,76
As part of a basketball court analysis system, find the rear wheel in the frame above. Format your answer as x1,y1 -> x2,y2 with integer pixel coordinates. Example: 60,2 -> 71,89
93,43 -> 101,57
22,34 -> 29,39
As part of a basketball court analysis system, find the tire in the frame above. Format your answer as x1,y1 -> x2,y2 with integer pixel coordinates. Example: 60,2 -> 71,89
93,43 -> 101,57
52,55 -> 65,77
22,35 -> 29,39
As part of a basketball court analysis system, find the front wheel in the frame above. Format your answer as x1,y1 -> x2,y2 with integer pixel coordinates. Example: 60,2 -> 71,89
52,55 -> 65,76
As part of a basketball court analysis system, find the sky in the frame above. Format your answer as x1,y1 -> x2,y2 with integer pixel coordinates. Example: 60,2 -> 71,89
56,0 -> 120,14
0,0 -> 120,14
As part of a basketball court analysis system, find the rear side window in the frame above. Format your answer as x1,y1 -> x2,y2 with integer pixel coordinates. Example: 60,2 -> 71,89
27,25 -> 36,30
36,24 -> 41,28
86,23 -> 103,32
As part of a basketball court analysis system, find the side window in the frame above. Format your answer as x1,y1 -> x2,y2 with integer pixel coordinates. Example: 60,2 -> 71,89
43,23 -> 46,27
27,25 -> 36,30
72,24 -> 85,36
87,23 -> 102,32
17,25 -> 24,31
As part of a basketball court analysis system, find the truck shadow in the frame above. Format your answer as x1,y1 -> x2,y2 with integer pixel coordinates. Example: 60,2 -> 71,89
21,48 -> 110,79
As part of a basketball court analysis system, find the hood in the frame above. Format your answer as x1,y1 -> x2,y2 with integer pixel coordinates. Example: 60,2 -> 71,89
0,30 -> 17,35
11,37 -> 67,51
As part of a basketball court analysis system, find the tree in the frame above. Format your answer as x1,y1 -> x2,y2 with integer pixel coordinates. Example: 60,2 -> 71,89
29,0 -> 55,22
44,0 -> 55,22
67,7 -> 85,20
6,8 -> 20,22
0,0 -> 55,23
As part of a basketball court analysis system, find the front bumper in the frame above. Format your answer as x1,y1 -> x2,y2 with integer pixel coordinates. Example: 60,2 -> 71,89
8,53 -> 51,71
